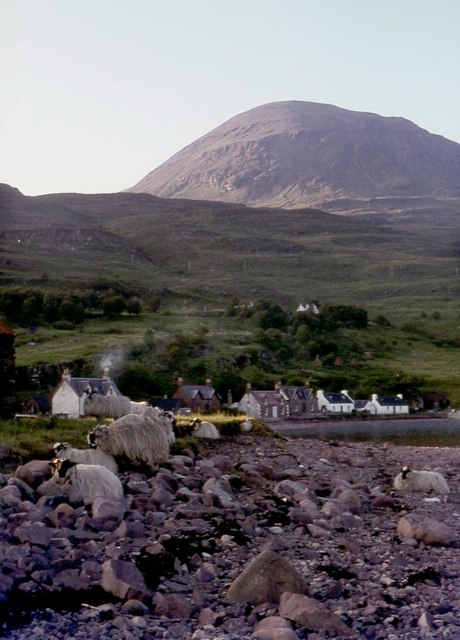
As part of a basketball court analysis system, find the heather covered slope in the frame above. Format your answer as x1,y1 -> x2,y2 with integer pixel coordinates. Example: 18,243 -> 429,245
129,101 -> 460,209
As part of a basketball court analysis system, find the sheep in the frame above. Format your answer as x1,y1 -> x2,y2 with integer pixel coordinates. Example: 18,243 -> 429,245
50,458 -> 124,505
129,400 -> 150,414
87,410 -> 172,472
191,417 -> 220,439
241,418 -> 254,432
53,442 -> 118,474
83,394 -> 132,419
393,466 -> 450,501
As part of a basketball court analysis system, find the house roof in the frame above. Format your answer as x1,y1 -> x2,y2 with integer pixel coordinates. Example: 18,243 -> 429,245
151,398 -> 183,411
279,386 -> 313,401
322,392 -> 354,404
374,395 -> 408,406
354,399 -> 369,409
58,377 -> 123,397
248,390 -> 285,407
178,384 -> 221,400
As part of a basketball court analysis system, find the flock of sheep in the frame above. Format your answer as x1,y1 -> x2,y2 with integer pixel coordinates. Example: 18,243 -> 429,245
43,406 -> 228,505
19,403 -> 451,508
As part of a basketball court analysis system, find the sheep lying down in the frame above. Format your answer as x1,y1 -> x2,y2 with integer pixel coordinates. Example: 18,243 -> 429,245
51,458 -> 124,505
394,466 -> 450,501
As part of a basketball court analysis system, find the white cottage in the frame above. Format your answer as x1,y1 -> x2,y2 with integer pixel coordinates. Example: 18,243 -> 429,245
366,394 -> 409,415
51,368 -> 123,418
316,389 -> 355,414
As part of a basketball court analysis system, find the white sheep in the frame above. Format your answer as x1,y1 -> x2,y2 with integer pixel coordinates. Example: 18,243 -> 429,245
51,459 -> 124,505
192,418 -> 220,439
87,410 -> 172,472
393,466 -> 450,501
53,442 -> 118,474
83,394 -> 132,419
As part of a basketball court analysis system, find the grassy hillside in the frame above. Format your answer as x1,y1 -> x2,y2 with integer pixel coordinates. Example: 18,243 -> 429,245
1,185 -> 459,405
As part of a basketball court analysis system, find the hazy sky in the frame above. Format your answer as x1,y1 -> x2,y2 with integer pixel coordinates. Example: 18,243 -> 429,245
1,0 -> 459,196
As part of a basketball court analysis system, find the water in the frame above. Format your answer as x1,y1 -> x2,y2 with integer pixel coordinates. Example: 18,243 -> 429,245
271,418 -> 460,447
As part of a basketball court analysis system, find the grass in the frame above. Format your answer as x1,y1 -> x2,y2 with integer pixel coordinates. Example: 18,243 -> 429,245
0,412 -> 257,469
2,188 -> 460,407
0,416 -> 100,469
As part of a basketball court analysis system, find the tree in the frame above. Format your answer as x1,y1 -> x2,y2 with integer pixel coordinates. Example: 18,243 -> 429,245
252,299 -> 289,330
101,295 -> 126,319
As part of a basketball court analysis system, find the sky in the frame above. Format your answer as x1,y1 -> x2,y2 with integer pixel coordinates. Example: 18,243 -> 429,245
1,0 -> 460,196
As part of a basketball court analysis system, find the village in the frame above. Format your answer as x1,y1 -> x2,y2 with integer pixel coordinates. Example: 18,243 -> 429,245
47,367 -> 412,422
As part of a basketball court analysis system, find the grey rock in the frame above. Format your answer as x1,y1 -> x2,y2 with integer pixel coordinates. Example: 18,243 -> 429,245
226,549 -> 305,605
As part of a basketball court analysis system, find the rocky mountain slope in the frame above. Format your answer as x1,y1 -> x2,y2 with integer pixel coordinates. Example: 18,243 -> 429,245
129,101 -> 460,209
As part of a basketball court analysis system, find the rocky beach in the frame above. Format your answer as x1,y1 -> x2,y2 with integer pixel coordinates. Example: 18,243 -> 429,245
0,429 -> 459,639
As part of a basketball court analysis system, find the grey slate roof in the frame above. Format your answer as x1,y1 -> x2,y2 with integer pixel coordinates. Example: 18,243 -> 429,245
180,385 -> 221,400
65,378 -> 122,397
374,395 -> 408,406
323,392 -> 353,404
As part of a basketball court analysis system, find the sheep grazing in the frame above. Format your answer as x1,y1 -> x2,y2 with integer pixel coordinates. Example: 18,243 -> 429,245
53,442 -> 118,474
393,466 -> 450,501
87,410 -> 172,472
50,458 -> 124,505
191,418 -> 220,439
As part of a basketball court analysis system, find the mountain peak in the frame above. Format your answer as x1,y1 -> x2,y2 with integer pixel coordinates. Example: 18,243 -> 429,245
128,100 -> 460,209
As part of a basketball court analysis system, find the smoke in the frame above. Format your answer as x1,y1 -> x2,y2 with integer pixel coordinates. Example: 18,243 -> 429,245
98,348 -> 126,378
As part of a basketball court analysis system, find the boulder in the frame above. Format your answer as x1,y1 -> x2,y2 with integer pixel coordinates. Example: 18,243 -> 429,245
251,615 -> 300,640
278,591 -> 354,636
14,460 -> 53,489
101,559 -> 149,601
397,514 -> 456,546
226,549 -> 305,605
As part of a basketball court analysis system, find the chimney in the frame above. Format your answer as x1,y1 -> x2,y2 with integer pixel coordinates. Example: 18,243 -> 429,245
341,390 -> 348,397
275,380 -> 282,390
102,367 -> 110,380
62,367 -> 71,381
205,378 -> 213,387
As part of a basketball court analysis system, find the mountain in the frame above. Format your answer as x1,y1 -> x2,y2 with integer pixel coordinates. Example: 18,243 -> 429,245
128,101 -> 460,209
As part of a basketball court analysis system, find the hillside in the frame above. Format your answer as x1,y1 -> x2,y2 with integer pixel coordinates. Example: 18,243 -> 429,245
128,101 -> 460,210
1,183 -> 460,311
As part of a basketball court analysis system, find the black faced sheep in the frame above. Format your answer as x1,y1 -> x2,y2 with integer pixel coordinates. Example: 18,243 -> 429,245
87,410 -> 172,472
191,418 -> 220,439
53,442 -> 118,474
51,458 -> 124,505
393,466 -> 450,501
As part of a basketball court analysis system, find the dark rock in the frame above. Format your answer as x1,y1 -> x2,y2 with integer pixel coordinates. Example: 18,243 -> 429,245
100,558 -> 149,601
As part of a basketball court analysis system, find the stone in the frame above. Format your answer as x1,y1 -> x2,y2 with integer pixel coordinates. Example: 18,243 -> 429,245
307,523 -> 331,539
121,599 -> 150,615
154,593 -> 194,618
14,459 -> 53,489
7,477 -> 36,502
278,591 -> 354,636
101,559 -> 149,601
397,514 -> 456,546
251,615 -> 300,639
14,522 -> 52,547
226,549 -> 305,605
336,489 -> 362,514
92,496 -> 126,521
